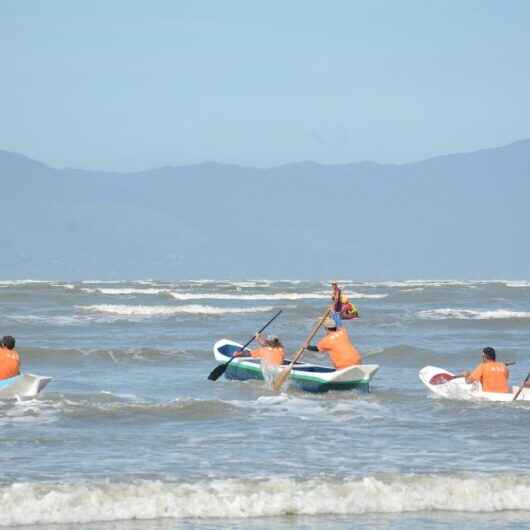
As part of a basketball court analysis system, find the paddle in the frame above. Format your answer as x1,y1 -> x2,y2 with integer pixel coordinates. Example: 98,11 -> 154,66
512,372 -> 530,401
429,362 -> 516,386
207,310 -> 282,381
272,308 -> 330,392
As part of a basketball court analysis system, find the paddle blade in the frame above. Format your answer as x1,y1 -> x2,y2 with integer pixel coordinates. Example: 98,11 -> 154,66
429,373 -> 456,385
208,363 -> 228,381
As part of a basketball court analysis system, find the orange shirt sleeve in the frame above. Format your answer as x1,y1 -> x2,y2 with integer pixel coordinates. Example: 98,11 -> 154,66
250,348 -> 262,358
317,335 -> 332,352
468,363 -> 483,383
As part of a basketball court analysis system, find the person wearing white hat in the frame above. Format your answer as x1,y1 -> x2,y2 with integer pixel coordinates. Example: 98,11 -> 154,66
307,318 -> 362,369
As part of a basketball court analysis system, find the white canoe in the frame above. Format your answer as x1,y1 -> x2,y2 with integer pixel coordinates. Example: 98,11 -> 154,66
214,339 -> 379,393
419,365 -> 530,402
0,373 -> 52,399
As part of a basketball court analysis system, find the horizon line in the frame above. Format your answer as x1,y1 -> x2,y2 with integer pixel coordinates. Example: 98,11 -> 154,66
1,137 -> 529,175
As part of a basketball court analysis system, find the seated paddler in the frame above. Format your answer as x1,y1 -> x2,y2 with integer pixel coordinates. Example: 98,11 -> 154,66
0,335 -> 21,380
464,347 -> 510,393
307,317 -> 362,369
234,333 -> 285,367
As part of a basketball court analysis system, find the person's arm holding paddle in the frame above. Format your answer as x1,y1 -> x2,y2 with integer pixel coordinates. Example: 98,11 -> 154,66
208,310 -> 282,381
233,333 -> 267,357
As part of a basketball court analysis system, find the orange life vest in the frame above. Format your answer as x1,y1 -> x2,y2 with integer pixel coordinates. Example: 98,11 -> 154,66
468,361 -> 509,393
0,347 -> 20,380
250,346 -> 285,366
317,328 -> 362,369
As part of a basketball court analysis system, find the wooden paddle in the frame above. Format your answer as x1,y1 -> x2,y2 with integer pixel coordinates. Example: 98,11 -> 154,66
512,372 -> 530,401
429,362 -> 516,386
272,308 -> 330,392
207,310 -> 282,381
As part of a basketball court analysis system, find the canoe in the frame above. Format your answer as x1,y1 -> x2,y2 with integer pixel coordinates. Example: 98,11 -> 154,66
0,373 -> 52,399
213,339 -> 379,393
419,365 -> 530,402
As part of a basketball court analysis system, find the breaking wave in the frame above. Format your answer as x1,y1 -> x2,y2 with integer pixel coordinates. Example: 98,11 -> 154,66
2,474 -> 530,525
169,292 -> 330,301
504,281 -> 530,288
417,308 -> 530,320
81,287 -> 171,295
79,304 -> 276,316
79,290 -> 387,301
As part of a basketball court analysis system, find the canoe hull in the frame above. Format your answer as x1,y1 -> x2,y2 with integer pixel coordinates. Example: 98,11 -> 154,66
419,365 -> 530,402
0,373 -> 52,399
215,339 -> 378,393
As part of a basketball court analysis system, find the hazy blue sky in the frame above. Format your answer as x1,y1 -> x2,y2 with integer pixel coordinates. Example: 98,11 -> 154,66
1,0 -> 529,170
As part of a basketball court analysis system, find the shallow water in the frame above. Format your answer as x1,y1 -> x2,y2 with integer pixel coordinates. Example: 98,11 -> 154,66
1,279 -> 530,529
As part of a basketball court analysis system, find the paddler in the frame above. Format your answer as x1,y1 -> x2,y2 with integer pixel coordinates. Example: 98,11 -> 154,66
235,333 -> 285,367
464,347 -> 510,393
330,281 -> 343,327
0,335 -> 21,380
306,317 -> 362,369
331,282 -> 360,326
340,294 -> 359,320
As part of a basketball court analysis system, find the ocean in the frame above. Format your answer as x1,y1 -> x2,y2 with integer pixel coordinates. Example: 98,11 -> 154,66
1,279 -> 530,529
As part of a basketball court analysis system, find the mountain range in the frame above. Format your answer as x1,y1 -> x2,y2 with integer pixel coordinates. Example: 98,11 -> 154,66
1,139 -> 529,279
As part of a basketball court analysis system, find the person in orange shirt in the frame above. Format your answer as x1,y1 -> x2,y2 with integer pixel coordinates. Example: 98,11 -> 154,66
307,317 -> 362,370
464,347 -> 510,393
0,335 -> 21,380
235,333 -> 285,367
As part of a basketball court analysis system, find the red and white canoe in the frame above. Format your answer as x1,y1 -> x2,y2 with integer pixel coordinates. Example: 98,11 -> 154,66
419,366 -> 530,402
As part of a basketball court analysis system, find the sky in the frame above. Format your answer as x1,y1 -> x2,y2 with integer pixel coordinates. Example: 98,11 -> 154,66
1,0 -> 530,171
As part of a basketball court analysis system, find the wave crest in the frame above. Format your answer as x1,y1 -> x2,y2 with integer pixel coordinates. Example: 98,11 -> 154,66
79,304 -> 275,316
418,308 -> 530,320
3,474 -> 530,525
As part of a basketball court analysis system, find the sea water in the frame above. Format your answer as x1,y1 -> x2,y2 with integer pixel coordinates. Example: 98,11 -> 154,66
1,279 -> 530,529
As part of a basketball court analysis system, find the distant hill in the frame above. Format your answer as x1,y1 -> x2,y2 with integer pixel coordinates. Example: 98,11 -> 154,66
1,139 -> 529,279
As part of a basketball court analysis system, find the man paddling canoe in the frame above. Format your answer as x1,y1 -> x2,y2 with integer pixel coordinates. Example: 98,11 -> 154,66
0,335 -> 21,380
464,347 -> 510,393
234,333 -> 285,367
306,317 -> 362,369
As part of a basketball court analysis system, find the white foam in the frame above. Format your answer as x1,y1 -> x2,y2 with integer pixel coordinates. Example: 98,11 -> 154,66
0,279 -> 55,286
3,474 -> 530,525
9,315 -> 90,326
228,394 -> 385,422
348,291 -> 388,299
167,291 -> 386,301
79,304 -> 275,316
82,287 -> 171,295
169,292 -> 329,301
418,308 -> 530,320
81,280 -> 131,284
52,283 -> 76,290
503,281 -> 530,288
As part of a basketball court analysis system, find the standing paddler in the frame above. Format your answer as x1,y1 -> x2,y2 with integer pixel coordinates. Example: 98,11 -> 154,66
331,281 -> 359,328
